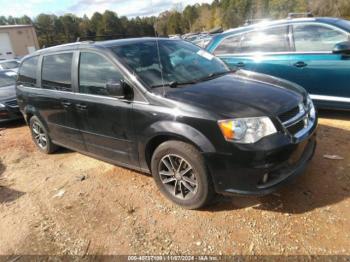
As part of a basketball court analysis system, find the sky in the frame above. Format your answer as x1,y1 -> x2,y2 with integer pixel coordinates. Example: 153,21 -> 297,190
0,0 -> 213,18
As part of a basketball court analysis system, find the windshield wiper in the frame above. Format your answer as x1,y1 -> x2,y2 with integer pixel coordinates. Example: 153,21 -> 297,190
151,81 -> 197,89
150,70 -> 235,89
196,71 -> 233,82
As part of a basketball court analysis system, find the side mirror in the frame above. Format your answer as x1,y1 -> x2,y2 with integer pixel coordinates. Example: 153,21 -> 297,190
332,41 -> 350,55
106,80 -> 128,98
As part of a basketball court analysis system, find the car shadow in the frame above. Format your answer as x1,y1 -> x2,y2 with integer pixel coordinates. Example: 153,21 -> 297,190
0,159 -> 25,204
0,118 -> 26,129
318,109 -> 350,120
204,123 -> 350,214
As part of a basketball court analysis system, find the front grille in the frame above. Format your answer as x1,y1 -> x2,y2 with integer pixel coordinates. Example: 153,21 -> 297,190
278,106 -> 299,123
287,120 -> 305,135
4,99 -> 18,108
278,102 -> 314,138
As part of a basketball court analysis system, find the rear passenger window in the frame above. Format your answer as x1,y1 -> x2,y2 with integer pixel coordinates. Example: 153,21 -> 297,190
18,56 -> 38,87
214,35 -> 241,55
240,26 -> 289,53
42,53 -> 73,91
79,52 -> 123,96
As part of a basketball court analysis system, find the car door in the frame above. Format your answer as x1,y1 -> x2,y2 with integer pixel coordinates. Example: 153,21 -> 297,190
212,25 -> 295,81
36,52 -> 85,150
75,50 -> 135,166
287,23 -> 350,105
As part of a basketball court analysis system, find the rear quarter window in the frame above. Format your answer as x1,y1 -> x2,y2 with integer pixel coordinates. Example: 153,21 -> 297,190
214,35 -> 241,55
18,56 -> 39,87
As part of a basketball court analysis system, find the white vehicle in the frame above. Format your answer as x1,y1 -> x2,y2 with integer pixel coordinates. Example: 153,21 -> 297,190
0,59 -> 20,73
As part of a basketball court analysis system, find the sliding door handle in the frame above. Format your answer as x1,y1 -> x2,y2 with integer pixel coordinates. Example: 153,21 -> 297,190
61,101 -> 72,108
76,104 -> 88,110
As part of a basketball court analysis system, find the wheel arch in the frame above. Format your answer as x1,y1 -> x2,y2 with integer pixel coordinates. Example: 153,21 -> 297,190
141,121 -> 216,171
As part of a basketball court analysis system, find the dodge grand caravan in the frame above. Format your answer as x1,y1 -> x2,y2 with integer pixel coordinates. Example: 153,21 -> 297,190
16,38 -> 317,209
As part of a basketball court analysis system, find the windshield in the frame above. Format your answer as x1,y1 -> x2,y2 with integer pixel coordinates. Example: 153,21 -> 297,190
0,72 -> 16,88
111,40 -> 229,88
336,19 -> 350,31
0,61 -> 19,69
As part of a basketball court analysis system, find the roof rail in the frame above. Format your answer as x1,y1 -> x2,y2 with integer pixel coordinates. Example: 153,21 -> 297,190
288,12 -> 314,19
244,19 -> 270,26
77,34 -> 155,42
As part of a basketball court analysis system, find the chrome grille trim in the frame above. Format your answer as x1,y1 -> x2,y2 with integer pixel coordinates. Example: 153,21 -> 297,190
4,99 -> 18,108
281,104 -> 307,127
278,102 -> 317,140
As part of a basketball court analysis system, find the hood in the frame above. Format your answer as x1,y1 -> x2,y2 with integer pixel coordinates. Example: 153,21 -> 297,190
0,84 -> 16,102
164,71 -> 305,118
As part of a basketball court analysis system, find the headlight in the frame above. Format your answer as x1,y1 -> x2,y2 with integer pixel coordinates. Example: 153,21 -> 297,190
0,103 -> 5,109
218,117 -> 277,144
306,95 -> 316,119
306,95 -> 314,109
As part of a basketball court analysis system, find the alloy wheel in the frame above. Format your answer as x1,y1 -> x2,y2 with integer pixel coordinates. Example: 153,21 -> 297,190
158,154 -> 198,200
32,121 -> 48,150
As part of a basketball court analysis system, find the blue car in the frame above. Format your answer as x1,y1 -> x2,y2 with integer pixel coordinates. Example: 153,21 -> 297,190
206,17 -> 350,110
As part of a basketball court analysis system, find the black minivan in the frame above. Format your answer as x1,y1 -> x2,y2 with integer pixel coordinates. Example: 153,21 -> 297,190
16,38 -> 317,209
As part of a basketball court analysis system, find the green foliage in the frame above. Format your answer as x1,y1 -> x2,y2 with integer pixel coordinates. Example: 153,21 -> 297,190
0,0 -> 349,47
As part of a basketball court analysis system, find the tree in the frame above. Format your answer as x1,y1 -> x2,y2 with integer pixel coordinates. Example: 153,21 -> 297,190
35,14 -> 56,47
59,14 -> 80,42
183,5 -> 198,31
2,0 -> 350,48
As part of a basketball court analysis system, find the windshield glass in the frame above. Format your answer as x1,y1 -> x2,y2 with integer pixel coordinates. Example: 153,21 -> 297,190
336,19 -> 350,31
1,61 -> 20,69
111,40 -> 229,88
0,72 -> 16,87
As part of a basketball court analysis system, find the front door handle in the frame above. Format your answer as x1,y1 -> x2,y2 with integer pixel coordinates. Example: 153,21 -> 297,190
76,104 -> 88,110
61,101 -> 72,108
294,61 -> 308,68
236,62 -> 245,68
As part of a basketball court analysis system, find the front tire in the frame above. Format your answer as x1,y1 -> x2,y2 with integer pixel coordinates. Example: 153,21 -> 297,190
29,116 -> 58,154
151,140 -> 214,209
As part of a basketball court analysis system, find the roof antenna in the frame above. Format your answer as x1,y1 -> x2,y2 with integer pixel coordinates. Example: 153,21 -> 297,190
151,0 -> 166,96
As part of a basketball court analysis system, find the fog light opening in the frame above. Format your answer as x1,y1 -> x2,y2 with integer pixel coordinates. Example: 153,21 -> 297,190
262,173 -> 269,183
258,173 -> 270,185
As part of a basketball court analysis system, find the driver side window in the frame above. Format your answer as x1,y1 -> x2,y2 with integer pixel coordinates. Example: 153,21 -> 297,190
293,24 -> 348,52
79,52 -> 123,96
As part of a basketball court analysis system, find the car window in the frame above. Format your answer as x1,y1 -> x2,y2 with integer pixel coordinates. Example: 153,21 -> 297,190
42,53 -> 73,91
18,56 -> 39,87
0,72 -> 16,87
112,40 -> 229,88
293,24 -> 348,52
240,26 -> 289,53
214,35 -> 241,55
2,61 -> 19,69
79,52 -> 123,96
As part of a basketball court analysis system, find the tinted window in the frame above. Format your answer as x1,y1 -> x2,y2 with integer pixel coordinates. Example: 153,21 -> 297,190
42,53 -> 73,91
240,26 -> 289,53
79,52 -> 123,96
293,24 -> 348,52
18,56 -> 38,87
214,35 -> 241,55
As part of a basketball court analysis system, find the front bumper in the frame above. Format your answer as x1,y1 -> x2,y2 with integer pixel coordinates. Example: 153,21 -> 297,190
0,107 -> 22,123
205,134 -> 316,196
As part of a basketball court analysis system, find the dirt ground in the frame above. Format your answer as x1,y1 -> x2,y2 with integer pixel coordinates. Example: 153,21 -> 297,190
0,111 -> 349,256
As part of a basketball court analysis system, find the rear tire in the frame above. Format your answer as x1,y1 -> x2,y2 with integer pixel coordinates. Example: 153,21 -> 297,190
151,140 -> 214,209
29,116 -> 59,154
